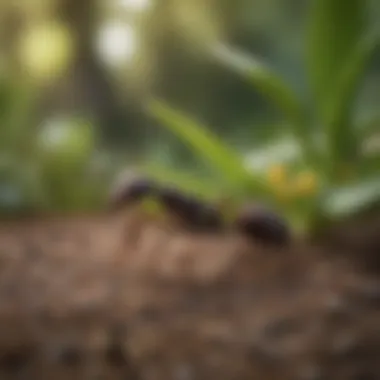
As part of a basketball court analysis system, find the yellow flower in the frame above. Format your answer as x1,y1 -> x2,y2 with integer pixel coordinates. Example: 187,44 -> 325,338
266,164 -> 293,202
19,21 -> 74,82
267,164 -> 287,186
293,170 -> 318,196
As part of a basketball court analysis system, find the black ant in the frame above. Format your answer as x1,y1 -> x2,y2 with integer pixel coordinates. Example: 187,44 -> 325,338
108,171 -> 291,246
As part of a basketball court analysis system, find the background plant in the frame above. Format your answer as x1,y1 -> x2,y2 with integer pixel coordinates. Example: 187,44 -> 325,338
147,0 -> 380,235
0,0 -> 378,233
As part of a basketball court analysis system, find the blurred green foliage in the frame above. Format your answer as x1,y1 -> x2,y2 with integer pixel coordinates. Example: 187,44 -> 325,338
148,0 -> 380,234
0,0 -> 378,234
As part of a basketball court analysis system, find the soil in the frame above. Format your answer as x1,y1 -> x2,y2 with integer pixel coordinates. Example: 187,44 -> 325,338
0,208 -> 378,380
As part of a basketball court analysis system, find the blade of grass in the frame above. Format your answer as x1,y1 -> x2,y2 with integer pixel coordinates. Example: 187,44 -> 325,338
148,99 -> 270,198
211,43 -> 314,163
306,0 -> 367,115
325,33 -> 379,178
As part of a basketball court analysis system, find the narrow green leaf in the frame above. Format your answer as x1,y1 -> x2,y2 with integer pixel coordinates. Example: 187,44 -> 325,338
211,44 -> 308,143
306,0 -> 367,114
325,33 -> 379,173
148,99 -> 269,197
210,43 -> 320,170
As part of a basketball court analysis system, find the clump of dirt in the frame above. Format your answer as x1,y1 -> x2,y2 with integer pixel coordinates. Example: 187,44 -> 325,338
0,209 -> 378,380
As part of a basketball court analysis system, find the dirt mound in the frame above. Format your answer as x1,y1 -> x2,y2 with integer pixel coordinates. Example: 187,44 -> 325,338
0,210 -> 378,379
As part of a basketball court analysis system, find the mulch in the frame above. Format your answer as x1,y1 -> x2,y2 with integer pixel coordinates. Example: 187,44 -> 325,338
0,209 -> 378,380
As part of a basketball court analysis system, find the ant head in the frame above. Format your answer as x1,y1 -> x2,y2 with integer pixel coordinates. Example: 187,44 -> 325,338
108,170 -> 157,210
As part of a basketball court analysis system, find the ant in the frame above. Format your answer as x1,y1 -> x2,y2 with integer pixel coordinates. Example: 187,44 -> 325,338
108,171 -> 291,246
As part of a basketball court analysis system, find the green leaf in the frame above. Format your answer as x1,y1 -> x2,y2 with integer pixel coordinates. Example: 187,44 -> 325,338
211,43 -> 311,154
322,178 -> 380,218
140,163 -> 225,201
148,99 -> 270,198
325,32 -> 379,173
0,79 -> 37,153
306,0 -> 368,114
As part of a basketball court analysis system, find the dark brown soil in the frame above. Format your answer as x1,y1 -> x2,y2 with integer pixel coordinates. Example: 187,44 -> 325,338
0,209 -> 378,380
